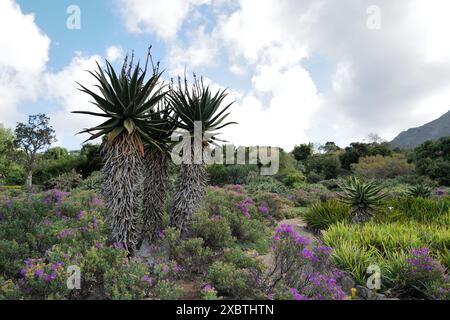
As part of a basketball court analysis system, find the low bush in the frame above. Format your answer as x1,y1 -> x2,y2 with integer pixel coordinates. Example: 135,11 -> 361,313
302,200 -> 351,231
174,238 -> 214,275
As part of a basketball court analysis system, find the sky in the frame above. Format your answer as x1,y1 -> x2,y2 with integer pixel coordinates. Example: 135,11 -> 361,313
1,0 -> 450,151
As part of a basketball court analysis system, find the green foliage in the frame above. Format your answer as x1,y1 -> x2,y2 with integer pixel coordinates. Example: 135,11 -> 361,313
207,164 -> 258,186
339,142 -> 392,171
174,238 -> 213,275
15,114 -> 57,187
305,153 -> 342,180
324,221 -> 450,288
291,187 -> 335,207
169,76 -> 236,136
77,171 -> 103,191
352,154 -> 415,179
245,174 -> 288,194
292,143 -> 313,162
410,137 -> 450,186
207,261 -> 262,299
303,200 -> 352,231
407,184 -> 433,198
74,56 -> 167,149
190,212 -> 234,250
45,170 -> 82,191
338,177 -> 386,221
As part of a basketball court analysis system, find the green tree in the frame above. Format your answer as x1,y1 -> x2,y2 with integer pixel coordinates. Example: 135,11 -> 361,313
339,142 -> 392,170
306,153 -> 341,180
0,124 -> 20,185
409,137 -> 450,186
292,143 -> 313,162
14,114 -> 56,188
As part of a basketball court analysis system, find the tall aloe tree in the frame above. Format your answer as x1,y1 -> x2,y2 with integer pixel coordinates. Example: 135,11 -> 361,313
168,76 -> 236,235
142,103 -> 178,243
73,55 -> 166,253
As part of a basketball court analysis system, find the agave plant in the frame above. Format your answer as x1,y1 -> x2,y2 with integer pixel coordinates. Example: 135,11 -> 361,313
168,76 -> 236,235
142,103 -> 178,243
73,53 -> 166,252
338,177 -> 386,222
407,184 -> 432,198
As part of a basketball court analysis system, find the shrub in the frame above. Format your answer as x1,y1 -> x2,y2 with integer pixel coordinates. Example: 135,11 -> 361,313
190,212 -> 234,250
207,261 -> 263,299
253,192 -> 295,221
395,248 -> 450,299
303,200 -> 351,231
45,170 -> 82,191
245,174 -> 288,195
266,224 -> 346,300
351,154 -> 415,179
0,276 -> 21,300
174,238 -> 213,275
77,171 -> 103,191
208,164 -> 258,186
152,279 -> 182,300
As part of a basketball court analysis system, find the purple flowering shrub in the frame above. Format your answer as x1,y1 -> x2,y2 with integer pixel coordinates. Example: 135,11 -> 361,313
253,191 -> 298,220
201,283 -> 219,300
396,247 -> 450,299
266,224 -> 347,300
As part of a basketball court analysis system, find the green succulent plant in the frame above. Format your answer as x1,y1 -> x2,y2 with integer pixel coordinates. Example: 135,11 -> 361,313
73,53 -> 167,253
338,177 -> 386,222
168,76 -> 236,235
407,184 -> 433,198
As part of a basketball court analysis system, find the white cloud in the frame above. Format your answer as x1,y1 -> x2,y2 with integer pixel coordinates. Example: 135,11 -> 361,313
0,0 -> 50,128
44,53 -> 104,148
106,45 -> 123,62
206,0 -> 450,148
117,0 -> 211,40
167,26 -> 219,76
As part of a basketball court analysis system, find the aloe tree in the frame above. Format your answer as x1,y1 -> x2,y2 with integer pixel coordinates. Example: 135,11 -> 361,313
142,103 -> 178,243
338,177 -> 386,222
73,55 -> 165,252
168,76 -> 236,235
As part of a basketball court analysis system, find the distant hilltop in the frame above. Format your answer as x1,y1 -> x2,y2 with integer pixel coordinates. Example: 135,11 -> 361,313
391,110 -> 450,149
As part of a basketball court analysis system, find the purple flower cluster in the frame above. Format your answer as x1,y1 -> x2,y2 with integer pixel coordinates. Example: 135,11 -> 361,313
408,247 -> 445,274
304,271 -> 347,300
90,197 -> 104,207
237,197 -> 254,218
43,189 -> 69,205
259,205 -> 269,215
20,258 -> 64,282
436,188 -> 447,196
273,224 -> 310,247
142,275 -> 154,285
290,288 -> 309,300
56,228 -> 77,238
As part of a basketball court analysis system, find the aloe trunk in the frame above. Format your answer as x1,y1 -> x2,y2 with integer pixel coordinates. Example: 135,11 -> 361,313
143,150 -> 169,242
170,162 -> 207,236
170,142 -> 208,236
102,133 -> 144,253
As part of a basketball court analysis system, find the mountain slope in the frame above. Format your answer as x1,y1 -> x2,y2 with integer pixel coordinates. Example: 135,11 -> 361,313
391,110 -> 450,149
